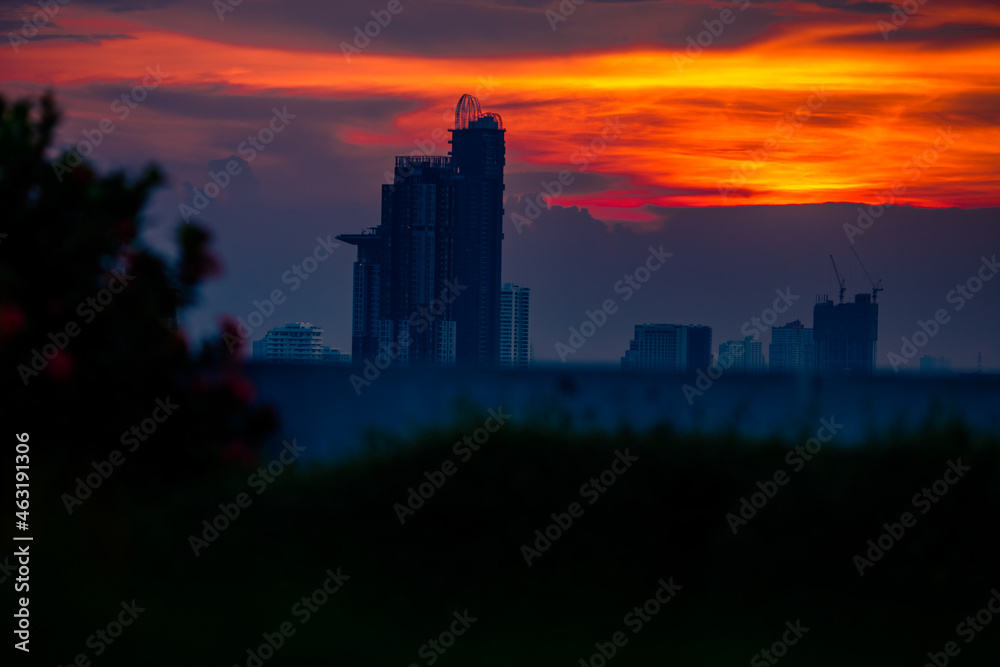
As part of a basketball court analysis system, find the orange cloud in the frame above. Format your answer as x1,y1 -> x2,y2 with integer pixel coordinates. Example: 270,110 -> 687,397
7,2 -> 999,221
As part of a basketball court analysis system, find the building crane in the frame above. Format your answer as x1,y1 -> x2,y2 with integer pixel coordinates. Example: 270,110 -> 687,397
849,246 -> 884,302
829,254 -> 846,304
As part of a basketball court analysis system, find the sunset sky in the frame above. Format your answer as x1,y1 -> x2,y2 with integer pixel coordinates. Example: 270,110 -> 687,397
3,0 -> 999,367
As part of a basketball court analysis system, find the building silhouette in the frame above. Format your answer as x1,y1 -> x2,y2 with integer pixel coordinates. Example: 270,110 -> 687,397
718,336 -> 766,373
339,94 -> 505,367
813,293 -> 878,374
253,322 -> 348,365
321,346 -> 351,366
770,320 -> 816,373
919,355 -> 951,374
621,324 -> 712,372
500,283 -> 530,367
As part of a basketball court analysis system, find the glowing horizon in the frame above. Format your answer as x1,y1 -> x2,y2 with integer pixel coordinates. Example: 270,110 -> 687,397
4,1 -> 998,221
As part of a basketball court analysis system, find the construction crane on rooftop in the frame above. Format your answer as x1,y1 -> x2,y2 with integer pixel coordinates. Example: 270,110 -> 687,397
829,254 -> 846,304
849,246 -> 884,303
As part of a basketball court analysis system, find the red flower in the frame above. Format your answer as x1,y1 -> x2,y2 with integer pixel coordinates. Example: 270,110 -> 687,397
46,349 -> 74,383
220,316 -> 246,354
0,304 -> 26,339
225,374 -> 257,404
114,217 -> 136,241
222,441 -> 256,465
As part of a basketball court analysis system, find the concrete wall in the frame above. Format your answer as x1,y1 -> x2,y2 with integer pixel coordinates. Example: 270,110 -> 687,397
244,363 -> 1000,463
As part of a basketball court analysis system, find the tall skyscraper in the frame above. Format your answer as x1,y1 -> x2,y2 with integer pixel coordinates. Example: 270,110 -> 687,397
339,94 -> 505,367
500,283 -> 530,367
770,320 -> 816,373
621,324 -> 712,372
718,336 -> 767,373
450,98 -> 506,366
813,293 -> 878,374
253,322 -> 349,364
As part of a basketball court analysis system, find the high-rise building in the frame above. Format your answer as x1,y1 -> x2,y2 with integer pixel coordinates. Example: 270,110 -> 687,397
621,324 -> 712,372
339,94 -> 505,367
253,323 -> 350,365
813,293 -> 878,374
919,355 -> 951,374
322,346 -> 351,366
686,325 -> 713,372
770,320 -> 816,373
718,336 -> 767,373
500,283 -> 530,367
253,322 -> 325,363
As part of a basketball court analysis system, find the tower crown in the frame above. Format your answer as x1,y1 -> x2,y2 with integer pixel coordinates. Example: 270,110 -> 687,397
455,94 -> 482,130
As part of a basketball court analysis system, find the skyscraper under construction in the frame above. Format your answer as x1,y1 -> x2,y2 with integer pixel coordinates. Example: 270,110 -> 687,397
813,293 -> 879,374
338,94 -> 506,366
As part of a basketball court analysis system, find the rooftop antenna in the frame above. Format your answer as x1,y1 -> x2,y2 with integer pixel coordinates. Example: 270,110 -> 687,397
849,246 -> 884,302
829,254 -> 846,304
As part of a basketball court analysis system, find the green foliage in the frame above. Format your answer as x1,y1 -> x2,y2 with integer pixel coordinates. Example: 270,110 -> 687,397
35,423 -> 1000,665
0,93 -> 276,476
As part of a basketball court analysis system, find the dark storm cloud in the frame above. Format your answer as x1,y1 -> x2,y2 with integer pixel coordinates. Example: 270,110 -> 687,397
823,23 -> 1000,46
134,87 -> 419,129
742,0 -> 894,14
0,0 -> 179,9
54,0 -> 784,57
3,0 -> 989,58
27,33 -> 135,43
506,170 -> 628,197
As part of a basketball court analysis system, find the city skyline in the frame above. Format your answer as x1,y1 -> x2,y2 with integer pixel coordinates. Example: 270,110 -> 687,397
5,2 -> 1000,663
4,0 -> 997,371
